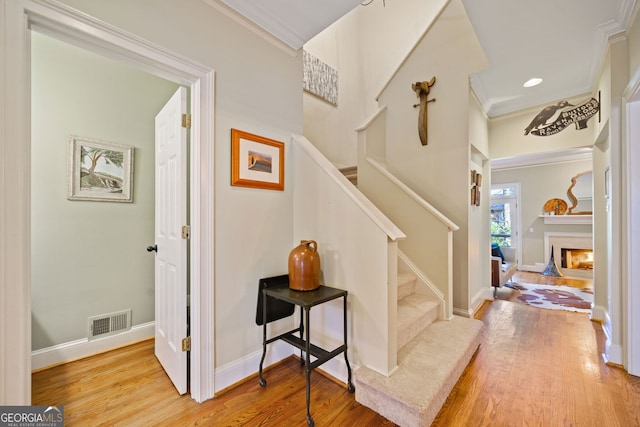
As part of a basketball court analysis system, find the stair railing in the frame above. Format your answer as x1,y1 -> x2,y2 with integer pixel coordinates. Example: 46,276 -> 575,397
356,107 -> 459,319
292,134 -> 405,376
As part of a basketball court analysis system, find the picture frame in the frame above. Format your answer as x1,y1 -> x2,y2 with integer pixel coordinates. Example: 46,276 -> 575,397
68,135 -> 134,202
231,129 -> 284,191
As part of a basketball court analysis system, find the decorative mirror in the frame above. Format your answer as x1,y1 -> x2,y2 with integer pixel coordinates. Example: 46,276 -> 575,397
567,170 -> 592,215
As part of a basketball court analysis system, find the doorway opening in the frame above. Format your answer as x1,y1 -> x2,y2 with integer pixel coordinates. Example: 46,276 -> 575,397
2,0 -> 215,404
490,183 -> 520,264
30,29 -> 191,395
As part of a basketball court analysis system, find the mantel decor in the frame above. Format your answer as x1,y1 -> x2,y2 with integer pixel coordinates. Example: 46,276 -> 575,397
543,198 -> 568,215
567,170 -> 592,215
231,129 -> 284,191
67,135 -> 134,202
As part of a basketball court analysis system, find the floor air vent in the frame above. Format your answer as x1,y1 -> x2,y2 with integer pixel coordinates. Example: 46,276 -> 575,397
88,309 -> 132,340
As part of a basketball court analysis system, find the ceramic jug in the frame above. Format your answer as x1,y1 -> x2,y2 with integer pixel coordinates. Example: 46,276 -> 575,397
288,240 -> 321,291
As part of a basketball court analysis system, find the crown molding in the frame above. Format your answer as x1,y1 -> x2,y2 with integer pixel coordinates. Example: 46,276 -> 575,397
491,147 -> 593,171
201,0 -> 299,57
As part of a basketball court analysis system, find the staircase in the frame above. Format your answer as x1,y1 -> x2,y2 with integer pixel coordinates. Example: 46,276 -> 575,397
355,271 -> 484,427
339,165 -> 357,186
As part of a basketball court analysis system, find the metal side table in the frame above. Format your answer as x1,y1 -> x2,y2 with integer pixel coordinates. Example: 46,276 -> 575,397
258,284 -> 354,427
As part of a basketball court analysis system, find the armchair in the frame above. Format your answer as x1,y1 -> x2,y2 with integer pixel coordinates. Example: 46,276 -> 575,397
491,247 -> 517,297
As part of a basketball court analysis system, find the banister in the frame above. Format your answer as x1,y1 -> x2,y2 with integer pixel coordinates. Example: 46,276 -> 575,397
292,134 -> 406,242
366,157 -> 459,231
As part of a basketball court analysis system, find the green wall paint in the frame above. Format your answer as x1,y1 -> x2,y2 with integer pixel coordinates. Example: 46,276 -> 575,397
31,32 -> 179,350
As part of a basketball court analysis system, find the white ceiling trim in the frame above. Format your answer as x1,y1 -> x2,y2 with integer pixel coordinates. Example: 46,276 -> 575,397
491,147 -> 593,171
201,0 -> 298,56
221,1 -> 307,50
215,0 -> 362,52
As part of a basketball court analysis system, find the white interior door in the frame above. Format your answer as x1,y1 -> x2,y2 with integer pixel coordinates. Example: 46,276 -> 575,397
154,86 -> 188,394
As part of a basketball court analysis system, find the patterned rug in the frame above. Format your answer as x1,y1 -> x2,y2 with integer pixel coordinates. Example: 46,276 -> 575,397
504,282 -> 593,313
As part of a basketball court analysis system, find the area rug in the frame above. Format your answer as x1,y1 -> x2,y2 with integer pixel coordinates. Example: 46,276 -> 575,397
504,282 -> 593,313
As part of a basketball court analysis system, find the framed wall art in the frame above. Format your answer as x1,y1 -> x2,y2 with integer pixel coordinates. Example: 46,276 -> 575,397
303,50 -> 338,106
231,129 -> 284,191
68,135 -> 134,202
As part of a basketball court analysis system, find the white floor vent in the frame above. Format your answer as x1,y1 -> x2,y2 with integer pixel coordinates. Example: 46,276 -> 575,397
88,309 -> 132,340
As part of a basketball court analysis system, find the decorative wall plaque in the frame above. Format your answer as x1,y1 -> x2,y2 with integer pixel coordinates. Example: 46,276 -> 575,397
524,97 -> 599,136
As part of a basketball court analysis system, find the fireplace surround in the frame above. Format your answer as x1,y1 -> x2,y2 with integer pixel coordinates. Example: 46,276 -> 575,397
544,232 -> 593,278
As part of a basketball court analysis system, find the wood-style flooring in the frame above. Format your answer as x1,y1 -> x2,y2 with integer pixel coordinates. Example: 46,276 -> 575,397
33,280 -> 640,426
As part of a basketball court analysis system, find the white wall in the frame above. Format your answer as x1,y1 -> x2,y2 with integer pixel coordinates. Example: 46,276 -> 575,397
292,135 -> 402,377
591,30 -> 630,366
30,32 -> 179,350
303,0 -> 450,167
469,93 -> 491,311
376,0 -> 487,312
34,0 -> 304,381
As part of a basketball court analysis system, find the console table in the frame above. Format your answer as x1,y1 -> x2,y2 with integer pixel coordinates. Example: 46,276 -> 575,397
258,283 -> 354,427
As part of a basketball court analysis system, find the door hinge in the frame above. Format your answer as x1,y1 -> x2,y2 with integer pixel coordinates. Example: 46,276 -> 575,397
182,114 -> 191,129
182,336 -> 191,352
181,225 -> 191,239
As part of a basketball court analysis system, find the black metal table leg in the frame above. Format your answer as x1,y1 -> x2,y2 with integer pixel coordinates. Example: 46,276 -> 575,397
304,306 -> 313,426
258,289 -> 268,387
299,308 -> 305,365
343,294 -> 355,393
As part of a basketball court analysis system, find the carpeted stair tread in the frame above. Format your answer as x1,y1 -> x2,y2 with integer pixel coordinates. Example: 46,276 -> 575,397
397,272 -> 417,300
355,315 -> 484,427
397,293 -> 439,350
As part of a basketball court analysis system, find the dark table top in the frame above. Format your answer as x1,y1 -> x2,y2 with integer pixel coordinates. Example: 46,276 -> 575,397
264,284 -> 347,308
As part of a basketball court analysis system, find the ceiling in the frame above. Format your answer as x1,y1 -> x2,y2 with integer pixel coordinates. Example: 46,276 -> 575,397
217,0 -> 635,118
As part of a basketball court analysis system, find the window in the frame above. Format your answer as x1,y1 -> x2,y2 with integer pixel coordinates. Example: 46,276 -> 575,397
491,184 -> 518,248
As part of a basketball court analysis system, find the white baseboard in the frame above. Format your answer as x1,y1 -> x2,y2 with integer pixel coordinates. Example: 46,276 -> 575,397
214,341 -> 294,393
607,344 -> 624,366
32,321 -> 155,371
453,307 -> 473,318
521,264 -> 544,273
591,304 -> 608,324
469,287 -> 492,315
592,306 -> 624,366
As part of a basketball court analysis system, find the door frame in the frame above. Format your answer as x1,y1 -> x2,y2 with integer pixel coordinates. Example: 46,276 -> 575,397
623,69 -> 640,376
490,182 -> 522,270
1,0 -> 215,403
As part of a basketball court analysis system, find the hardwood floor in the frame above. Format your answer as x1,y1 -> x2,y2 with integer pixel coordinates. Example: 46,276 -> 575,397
32,341 -> 392,426
33,294 -> 640,426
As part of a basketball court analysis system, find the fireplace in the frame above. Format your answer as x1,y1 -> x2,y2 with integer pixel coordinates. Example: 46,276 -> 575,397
561,248 -> 594,270
544,232 -> 593,278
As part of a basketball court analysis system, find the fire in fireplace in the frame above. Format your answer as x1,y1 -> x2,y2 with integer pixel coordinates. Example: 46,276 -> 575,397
561,248 -> 594,270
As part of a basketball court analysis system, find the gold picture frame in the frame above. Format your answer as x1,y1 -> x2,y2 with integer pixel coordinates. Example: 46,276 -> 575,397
231,129 -> 284,191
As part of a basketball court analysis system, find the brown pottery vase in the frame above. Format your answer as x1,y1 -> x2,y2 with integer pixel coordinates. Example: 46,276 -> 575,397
288,240 -> 321,291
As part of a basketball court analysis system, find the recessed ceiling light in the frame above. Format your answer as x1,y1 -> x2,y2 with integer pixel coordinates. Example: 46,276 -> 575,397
523,77 -> 543,88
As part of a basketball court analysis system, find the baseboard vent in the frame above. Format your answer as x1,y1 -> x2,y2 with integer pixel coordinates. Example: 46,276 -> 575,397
88,309 -> 132,340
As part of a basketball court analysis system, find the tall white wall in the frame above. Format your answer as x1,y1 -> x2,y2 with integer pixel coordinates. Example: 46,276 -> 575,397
591,31 -> 630,365
30,32 -> 179,350
303,0 -> 450,167
376,0 -> 488,312
469,93 -> 491,311
41,0 -> 303,380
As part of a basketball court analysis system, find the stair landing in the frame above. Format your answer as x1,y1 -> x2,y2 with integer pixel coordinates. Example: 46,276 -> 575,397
355,315 -> 484,427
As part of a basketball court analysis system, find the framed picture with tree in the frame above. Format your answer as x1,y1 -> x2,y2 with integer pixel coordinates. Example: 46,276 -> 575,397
68,135 -> 134,202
